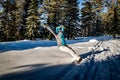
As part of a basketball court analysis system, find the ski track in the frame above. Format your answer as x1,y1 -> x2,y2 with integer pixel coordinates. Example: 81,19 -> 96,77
60,40 -> 120,80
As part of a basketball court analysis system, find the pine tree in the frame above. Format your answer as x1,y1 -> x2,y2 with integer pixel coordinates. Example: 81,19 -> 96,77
112,0 -> 120,37
43,0 -> 80,39
0,2 -> 5,41
0,0 -> 15,41
104,0 -> 120,38
81,1 -> 95,36
41,0 -> 68,40
116,0 -> 120,35
0,0 -> 25,41
43,0 -> 67,26
0,0 -> 43,41
90,0 -> 104,36
25,0 -> 40,40
65,0 -> 80,39
12,0 -> 26,40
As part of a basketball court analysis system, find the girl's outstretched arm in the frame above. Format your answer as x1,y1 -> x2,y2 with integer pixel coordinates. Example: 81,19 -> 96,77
43,23 -> 57,39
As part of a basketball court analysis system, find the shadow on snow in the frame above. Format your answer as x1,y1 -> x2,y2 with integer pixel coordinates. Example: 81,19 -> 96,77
0,53 -> 120,80
0,36 -> 112,53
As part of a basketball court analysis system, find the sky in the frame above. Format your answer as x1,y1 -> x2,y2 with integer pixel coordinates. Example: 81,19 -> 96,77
78,0 -> 84,9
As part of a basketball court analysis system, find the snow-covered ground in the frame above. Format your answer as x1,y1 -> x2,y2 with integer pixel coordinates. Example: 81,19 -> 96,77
0,36 -> 120,80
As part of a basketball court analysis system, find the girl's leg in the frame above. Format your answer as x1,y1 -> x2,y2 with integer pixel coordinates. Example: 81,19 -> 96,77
59,46 -> 81,61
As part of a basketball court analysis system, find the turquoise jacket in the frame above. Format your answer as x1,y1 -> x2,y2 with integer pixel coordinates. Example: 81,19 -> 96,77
56,25 -> 64,34
56,25 -> 66,46
58,32 -> 66,46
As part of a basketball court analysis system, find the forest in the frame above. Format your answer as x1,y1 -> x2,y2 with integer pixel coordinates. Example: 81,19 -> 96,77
0,0 -> 120,41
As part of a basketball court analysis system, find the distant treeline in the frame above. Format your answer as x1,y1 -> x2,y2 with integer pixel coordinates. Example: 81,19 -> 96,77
0,0 -> 120,41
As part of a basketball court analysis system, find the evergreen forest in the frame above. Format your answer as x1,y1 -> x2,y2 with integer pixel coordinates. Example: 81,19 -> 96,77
0,0 -> 120,41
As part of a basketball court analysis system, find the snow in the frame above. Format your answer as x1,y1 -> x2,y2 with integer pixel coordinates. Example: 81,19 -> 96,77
0,36 -> 120,80
89,39 -> 98,42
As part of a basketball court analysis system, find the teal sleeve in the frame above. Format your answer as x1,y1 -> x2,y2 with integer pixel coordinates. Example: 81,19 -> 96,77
56,26 -> 60,33
56,25 -> 64,34
61,25 -> 64,32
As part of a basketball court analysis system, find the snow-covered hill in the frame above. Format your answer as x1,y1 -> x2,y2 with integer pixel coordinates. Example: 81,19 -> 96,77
0,36 -> 120,80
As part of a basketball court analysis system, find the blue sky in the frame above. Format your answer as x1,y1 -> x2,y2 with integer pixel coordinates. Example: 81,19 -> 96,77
78,0 -> 84,9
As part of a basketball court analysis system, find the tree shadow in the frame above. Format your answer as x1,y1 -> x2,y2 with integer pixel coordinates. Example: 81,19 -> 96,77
0,40 -> 57,53
61,53 -> 120,80
80,48 -> 110,59
0,63 -> 75,80
0,37 -> 112,53
0,52 -> 120,80
0,39 -> 91,53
